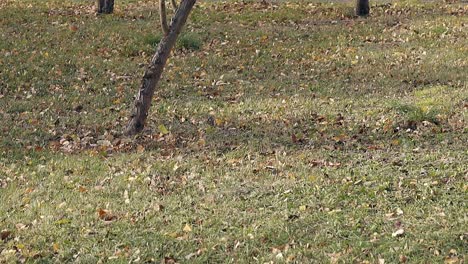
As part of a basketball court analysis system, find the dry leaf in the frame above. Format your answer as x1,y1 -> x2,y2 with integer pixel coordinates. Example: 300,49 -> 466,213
444,257 -> 459,264
392,229 -> 405,237
98,209 -> 117,222
1,230 -> 11,241
53,243 -> 59,252
15,223 -> 27,230
136,144 -> 145,153
163,256 -> 177,264
183,223 -> 192,232
396,208 -> 404,215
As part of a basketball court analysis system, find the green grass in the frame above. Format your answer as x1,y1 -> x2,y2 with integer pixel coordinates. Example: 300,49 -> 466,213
1,0 -> 467,263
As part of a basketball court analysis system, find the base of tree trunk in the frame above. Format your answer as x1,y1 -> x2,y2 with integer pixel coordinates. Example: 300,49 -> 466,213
97,0 -> 114,14
124,0 -> 197,136
356,0 -> 370,16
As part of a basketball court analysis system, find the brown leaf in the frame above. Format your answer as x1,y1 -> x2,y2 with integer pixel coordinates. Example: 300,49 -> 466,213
74,105 -> 83,112
163,256 -> 177,264
136,144 -> 145,153
34,146 -> 44,152
98,209 -> 117,222
291,133 -> 298,143
1,230 -> 12,241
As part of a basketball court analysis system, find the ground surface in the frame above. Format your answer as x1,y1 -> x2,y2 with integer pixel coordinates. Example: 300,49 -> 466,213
0,0 -> 467,263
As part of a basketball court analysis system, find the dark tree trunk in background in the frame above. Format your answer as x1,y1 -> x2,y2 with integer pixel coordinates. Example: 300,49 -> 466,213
97,0 -> 114,14
124,0 -> 197,136
356,0 -> 370,16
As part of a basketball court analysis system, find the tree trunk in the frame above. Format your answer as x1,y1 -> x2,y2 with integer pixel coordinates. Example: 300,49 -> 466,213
124,0 -> 197,136
356,0 -> 370,16
97,0 -> 114,14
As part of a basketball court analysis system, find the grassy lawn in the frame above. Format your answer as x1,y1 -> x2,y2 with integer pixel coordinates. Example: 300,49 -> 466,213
1,0 -> 467,262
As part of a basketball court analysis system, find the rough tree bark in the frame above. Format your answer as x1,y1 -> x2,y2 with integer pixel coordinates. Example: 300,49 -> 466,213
356,0 -> 370,16
124,0 -> 197,136
97,0 -> 114,14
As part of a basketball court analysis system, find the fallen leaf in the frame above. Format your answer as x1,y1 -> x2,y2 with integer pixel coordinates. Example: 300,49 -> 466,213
276,252 -> 284,259
163,256 -> 177,264
166,231 -> 179,238
183,223 -> 192,232
215,118 -> 224,126
54,219 -> 71,225
444,257 -> 459,264
98,209 -> 117,222
53,243 -> 59,252
392,229 -> 405,237
308,175 -> 317,182
136,144 -> 145,153
97,140 -> 112,147
15,223 -> 27,230
1,230 -> 11,241
158,124 -> 169,135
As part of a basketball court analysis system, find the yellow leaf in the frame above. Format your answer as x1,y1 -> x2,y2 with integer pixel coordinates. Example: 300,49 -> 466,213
54,219 -> 71,225
215,118 -> 224,126
183,224 -> 192,232
158,124 -> 169,135
16,244 -> 25,250
198,138 -> 206,147
444,257 -> 459,264
299,205 -> 306,211
53,243 -> 59,252
166,231 -> 179,238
